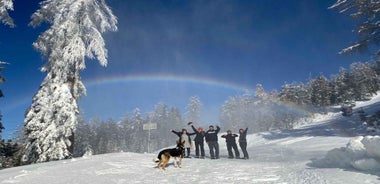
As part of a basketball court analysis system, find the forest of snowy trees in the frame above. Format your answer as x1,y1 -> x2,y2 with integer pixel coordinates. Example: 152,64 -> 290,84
220,61 -> 380,132
1,0 -> 380,169
69,60 -> 380,157
73,96 -> 203,156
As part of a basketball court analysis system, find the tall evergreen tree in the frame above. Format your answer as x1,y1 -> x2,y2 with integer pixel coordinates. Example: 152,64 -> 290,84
73,113 -> 93,157
220,96 -> 237,131
220,92 -> 253,131
23,0 -> 117,163
185,96 -> 202,124
330,68 -> 354,105
279,82 -> 310,106
349,62 -> 378,100
308,75 -> 332,107
150,103 -> 169,150
118,112 -> 131,152
130,108 -> 146,153
0,0 -> 14,28
330,0 -> 380,56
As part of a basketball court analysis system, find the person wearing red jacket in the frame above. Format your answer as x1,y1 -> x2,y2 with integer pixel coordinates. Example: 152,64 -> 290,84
189,122 -> 205,159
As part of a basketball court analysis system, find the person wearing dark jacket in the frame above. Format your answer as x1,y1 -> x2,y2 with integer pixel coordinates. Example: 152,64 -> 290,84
171,129 -> 195,158
238,127 -> 249,159
205,125 -> 220,159
221,130 -> 240,159
189,122 -> 205,158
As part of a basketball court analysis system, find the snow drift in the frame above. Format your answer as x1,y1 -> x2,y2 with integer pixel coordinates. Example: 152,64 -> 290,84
311,136 -> 380,172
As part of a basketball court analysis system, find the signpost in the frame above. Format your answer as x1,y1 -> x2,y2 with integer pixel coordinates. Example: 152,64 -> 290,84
143,122 -> 157,153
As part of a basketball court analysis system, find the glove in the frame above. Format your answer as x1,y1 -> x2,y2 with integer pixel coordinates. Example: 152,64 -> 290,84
188,122 -> 193,125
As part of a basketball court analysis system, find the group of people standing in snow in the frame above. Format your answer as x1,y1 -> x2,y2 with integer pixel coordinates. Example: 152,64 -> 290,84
170,122 -> 249,160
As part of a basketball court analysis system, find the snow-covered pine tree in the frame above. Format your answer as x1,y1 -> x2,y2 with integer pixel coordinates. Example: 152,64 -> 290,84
150,103 -> 169,150
73,113 -> 93,157
0,0 -> 14,28
166,107 -> 182,142
130,108 -> 146,153
118,112 -> 131,152
330,0 -> 380,56
253,84 -> 265,104
23,0 -> 117,163
308,75 -> 332,107
279,82 -> 310,106
220,96 -> 236,131
220,91 -> 253,131
103,119 -> 120,153
86,117 -> 102,154
349,62 -> 378,100
330,68 -> 353,105
185,96 -> 202,124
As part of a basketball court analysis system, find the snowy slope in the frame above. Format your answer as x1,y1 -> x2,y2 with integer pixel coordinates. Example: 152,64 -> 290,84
2,96 -> 380,183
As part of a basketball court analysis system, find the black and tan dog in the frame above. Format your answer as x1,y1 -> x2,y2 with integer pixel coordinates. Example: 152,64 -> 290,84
154,140 -> 185,170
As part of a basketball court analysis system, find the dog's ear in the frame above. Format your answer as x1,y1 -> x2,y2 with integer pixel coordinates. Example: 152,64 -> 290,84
181,140 -> 185,145
176,140 -> 179,145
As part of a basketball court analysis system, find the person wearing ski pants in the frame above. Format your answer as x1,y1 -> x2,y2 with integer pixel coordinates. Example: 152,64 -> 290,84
238,127 -> 249,159
221,130 -> 240,159
189,122 -> 206,158
205,125 -> 220,159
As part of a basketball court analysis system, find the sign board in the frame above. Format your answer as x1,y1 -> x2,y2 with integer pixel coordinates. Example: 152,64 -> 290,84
143,123 -> 157,130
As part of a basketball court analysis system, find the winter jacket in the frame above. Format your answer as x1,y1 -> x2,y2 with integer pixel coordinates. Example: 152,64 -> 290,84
221,133 -> 238,144
171,130 -> 195,145
205,126 -> 220,142
238,127 -> 248,143
181,134 -> 191,148
191,125 -> 205,143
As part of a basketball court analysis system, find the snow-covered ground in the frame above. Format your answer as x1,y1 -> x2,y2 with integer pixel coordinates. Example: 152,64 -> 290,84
2,96 -> 380,183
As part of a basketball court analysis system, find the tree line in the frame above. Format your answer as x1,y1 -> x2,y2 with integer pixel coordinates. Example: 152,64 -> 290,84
71,60 -> 380,158
220,61 -> 380,132
74,106 -> 181,156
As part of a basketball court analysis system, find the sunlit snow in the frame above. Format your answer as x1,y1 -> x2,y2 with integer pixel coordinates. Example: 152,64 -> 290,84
2,95 -> 380,183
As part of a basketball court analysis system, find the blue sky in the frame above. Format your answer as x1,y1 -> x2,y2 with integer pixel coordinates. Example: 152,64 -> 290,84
0,0 -> 369,138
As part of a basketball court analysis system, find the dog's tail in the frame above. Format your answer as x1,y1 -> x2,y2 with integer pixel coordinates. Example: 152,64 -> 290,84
153,158 -> 160,163
154,152 -> 163,163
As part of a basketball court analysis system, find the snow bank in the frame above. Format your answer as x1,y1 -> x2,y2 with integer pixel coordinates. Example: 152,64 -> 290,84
355,93 -> 380,109
312,136 -> 380,172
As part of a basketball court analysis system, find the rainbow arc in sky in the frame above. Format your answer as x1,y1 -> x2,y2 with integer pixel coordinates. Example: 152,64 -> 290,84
84,74 -> 252,92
